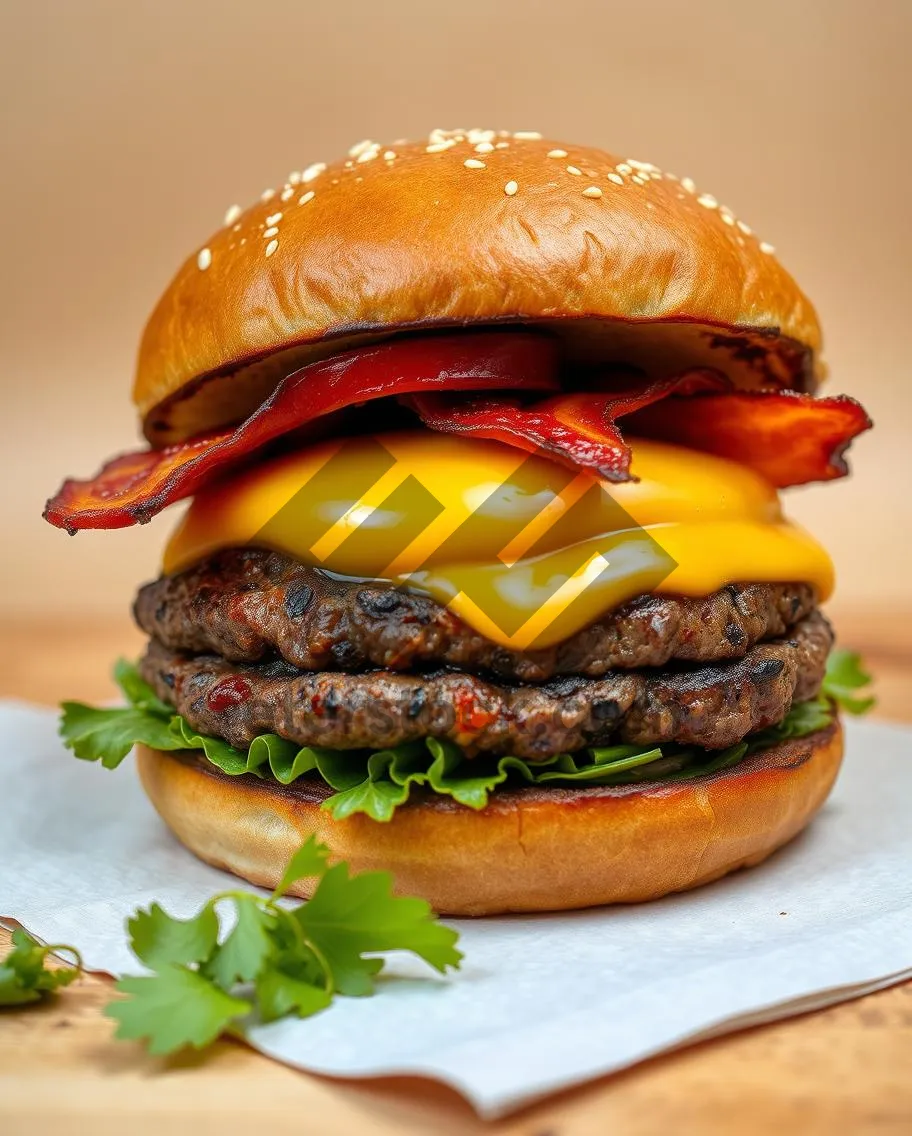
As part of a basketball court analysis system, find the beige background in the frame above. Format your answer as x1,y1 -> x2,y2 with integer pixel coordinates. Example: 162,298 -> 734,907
2,0 -> 910,630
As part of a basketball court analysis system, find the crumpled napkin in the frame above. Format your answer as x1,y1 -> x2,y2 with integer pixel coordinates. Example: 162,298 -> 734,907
2,702 -> 910,1118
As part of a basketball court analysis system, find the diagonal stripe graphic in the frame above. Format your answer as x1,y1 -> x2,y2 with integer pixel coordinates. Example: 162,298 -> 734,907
252,438 -> 678,648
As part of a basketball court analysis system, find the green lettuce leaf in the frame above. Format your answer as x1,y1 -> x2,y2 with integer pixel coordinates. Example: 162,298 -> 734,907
822,649 -> 876,714
60,653 -> 872,824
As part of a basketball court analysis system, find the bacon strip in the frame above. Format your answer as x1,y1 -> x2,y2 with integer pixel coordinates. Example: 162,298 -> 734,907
406,371 -> 728,481
44,332 -> 560,532
626,390 -> 872,487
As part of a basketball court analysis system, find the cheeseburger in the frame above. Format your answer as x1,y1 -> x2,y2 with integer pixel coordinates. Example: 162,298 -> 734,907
50,129 -> 872,915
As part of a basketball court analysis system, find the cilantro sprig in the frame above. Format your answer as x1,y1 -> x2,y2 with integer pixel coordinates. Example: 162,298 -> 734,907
105,836 -> 462,1055
0,928 -> 82,1006
60,651 -> 874,824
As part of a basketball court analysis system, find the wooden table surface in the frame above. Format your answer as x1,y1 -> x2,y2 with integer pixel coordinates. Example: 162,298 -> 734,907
2,615 -> 911,1135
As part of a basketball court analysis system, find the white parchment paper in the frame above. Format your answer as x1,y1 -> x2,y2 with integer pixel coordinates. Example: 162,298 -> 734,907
2,701 -> 910,1118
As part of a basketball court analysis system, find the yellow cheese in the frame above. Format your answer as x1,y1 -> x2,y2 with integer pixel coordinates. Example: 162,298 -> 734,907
164,431 -> 834,650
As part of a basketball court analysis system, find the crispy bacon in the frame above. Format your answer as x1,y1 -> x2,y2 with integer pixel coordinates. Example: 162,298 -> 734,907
626,390 -> 872,487
405,371 -> 728,481
44,332 -> 560,532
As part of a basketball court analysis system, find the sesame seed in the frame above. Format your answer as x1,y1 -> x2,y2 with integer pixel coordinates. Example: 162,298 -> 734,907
280,187 -> 294,201
426,140 -> 455,153
197,247 -> 212,270
566,165 -> 582,176
298,190 -> 315,205
681,177 -> 696,194
344,161 -> 354,168
301,162 -> 326,183
232,223 -> 241,232
288,171 -> 302,185
720,211 -> 735,226
627,159 -> 656,171
357,148 -> 379,163
263,226 -> 279,238
582,186 -> 603,198
631,175 -> 646,185
429,127 -> 460,143
697,193 -> 719,209
474,141 -> 495,154
223,204 -> 242,226
260,188 -> 275,202
348,139 -> 375,158
265,239 -> 279,258
383,150 -> 396,160
495,141 -> 509,149
468,128 -> 496,144
665,172 -> 679,181
607,172 -> 624,185
616,163 -> 633,175
504,180 -> 518,196
513,131 -> 542,139
760,241 -> 776,254
266,212 -> 283,226
737,219 -> 752,235
547,149 -> 568,158
464,158 -> 486,169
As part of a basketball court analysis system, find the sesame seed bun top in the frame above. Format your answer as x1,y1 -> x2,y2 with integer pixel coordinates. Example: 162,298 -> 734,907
135,129 -> 823,446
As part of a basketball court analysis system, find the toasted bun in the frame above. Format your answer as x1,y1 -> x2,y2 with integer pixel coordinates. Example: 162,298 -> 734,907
136,130 -> 822,445
136,719 -> 841,916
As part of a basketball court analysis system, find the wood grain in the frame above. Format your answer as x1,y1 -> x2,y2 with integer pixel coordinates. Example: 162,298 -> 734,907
2,615 -> 911,1134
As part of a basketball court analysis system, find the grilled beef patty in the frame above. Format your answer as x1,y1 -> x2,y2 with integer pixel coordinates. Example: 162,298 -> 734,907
135,549 -> 818,682
139,610 -> 832,758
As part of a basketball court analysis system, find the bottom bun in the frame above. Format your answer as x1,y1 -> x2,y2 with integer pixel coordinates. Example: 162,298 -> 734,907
136,719 -> 842,916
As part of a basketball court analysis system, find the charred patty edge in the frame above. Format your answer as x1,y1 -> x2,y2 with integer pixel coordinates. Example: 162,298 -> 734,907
139,609 -> 833,758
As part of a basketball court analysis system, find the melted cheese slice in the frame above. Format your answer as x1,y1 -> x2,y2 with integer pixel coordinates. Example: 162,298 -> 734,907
164,432 -> 834,650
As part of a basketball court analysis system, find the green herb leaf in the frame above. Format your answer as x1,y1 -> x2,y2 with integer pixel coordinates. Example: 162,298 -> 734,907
127,902 -> 220,970
107,966 -> 252,1055
204,897 -> 275,988
104,837 -> 461,1054
255,967 -> 332,1023
823,649 -> 876,714
0,928 -> 81,1006
272,834 -> 330,899
293,862 -> 463,996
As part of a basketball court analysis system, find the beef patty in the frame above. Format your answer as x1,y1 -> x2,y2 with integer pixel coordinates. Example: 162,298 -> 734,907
135,549 -> 818,682
140,609 -> 832,758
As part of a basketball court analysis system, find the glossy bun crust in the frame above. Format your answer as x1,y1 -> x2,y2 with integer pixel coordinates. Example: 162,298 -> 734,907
136,719 -> 841,916
135,131 -> 822,445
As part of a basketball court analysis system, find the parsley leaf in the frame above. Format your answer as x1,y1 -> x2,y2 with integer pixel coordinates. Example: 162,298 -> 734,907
294,862 -> 463,996
822,649 -> 876,714
272,835 -> 330,898
127,902 -> 220,970
255,967 -> 332,1023
104,838 -> 461,1054
0,928 -> 82,1006
108,966 -> 252,1055
204,897 -> 274,987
